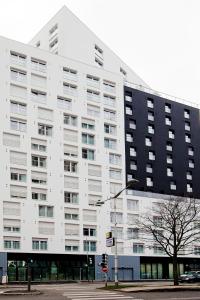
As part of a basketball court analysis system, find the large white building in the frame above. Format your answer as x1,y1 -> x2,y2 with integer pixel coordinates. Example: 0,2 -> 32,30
0,6 -> 199,283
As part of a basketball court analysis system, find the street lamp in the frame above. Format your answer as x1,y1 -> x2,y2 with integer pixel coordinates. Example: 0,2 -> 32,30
95,179 -> 139,287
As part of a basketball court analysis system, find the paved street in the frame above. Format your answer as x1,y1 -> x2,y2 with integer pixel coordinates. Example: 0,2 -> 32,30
1,283 -> 200,300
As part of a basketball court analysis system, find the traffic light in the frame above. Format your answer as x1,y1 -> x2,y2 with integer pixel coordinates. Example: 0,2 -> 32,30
101,253 -> 108,267
88,257 -> 92,265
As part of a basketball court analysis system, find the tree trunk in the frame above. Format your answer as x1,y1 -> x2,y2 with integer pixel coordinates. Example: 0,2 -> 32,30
173,255 -> 179,286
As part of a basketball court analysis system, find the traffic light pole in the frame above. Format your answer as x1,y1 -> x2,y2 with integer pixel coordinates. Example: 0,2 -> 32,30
114,196 -> 118,287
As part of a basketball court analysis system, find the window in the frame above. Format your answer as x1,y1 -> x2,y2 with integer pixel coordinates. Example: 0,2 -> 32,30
167,167 -> 173,177
65,212 -> 79,221
187,183 -> 193,193
83,240 -> 96,252
95,44 -> 103,55
104,138 -> 116,150
188,147 -> 194,156
32,156 -> 47,168
49,38 -> 58,49
82,119 -> 95,130
130,147 -> 137,157
64,161 -> 78,173
185,134 -> 191,143
130,160 -> 137,171
10,118 -> 26,132
194,247 -> 200,255
145,137 -> 152,147
87,104 -> 100,118
127,199 -> 139,211
167,154 -> 173,164
127,228 -> 139,239
169,130 -> 175,139
133,244 -> 144,253
86,74 -> 100,88
126,133 -> 133,142
165,103 -> 171,113
10,101 -> 26,115
189,159 -> 194,168
149,151 -> 155,160
148,125 -> 154,134
32,239 -> 47,250
3,220 -> 20,233
65,242 -> 79,252
166,142 -> 173,151
82,133 -> 95,145
170,181 -> 176,190
31,89 -> 46,103
10,51 -> 26,66
126,106 -> 132,115
103,80 -> 115,93
153,216 -> 162,227
64,145 -> 78,158
104,123 -> 116,135
95,57 -> 103,67
64,114 -> 77,126
104,109 -> 116,121
10,169 -> 26,182
63,82 -> 77,96
4,240 -> 20,250
31,140 -> 46,152
87,89 -> 100,103
186,171 -> 192,180
120,67 -> 127,76
146,164 -> 153,173
147,98 -> 154,108
38,124 -> 52,136
109,168 -> 121,180
110,212 -> 123,224
125,92 -> 132,102
165,116 -> 171,126
146,177 -> 153,187
57,96 -> 72,110
185,121 -> 190,131
83,227 -> 96,237
63,67 -> 77,80
109,153 -> 121,165
129,120 -> 136,130
154,245 -> 164,254
64,192 -> 78,204
184,109 -> 190,119
31,58 -> 46,73
10,68 -> 26,83
82,148 -> 95,160
104,94 -> 116,107
31,172 -> 47,185
49,24 -> 58,35
32,190 -> 47,201
148,111 -> 154,121
39,205 -> 53,218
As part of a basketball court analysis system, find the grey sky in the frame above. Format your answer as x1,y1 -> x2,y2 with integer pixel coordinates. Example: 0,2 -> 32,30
0,0 -> 199,103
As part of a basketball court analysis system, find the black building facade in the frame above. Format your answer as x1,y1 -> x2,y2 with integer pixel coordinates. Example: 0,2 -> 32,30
124,86 -> 200,199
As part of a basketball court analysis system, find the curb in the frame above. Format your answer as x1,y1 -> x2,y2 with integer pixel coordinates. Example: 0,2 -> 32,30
0,290 -> 42,296
119,286 -> 200,293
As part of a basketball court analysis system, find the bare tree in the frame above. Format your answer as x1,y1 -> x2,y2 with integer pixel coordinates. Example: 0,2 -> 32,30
139,197 -> 200,285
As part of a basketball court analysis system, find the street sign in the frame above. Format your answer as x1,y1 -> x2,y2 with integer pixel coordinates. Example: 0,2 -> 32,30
106,237 -> 115,247
102,267 -> 108,273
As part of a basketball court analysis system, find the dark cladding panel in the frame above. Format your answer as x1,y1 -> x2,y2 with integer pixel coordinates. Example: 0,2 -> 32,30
124,86 -> 200,199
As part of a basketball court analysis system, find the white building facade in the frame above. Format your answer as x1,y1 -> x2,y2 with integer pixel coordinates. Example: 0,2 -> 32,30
0,6 -> 199,282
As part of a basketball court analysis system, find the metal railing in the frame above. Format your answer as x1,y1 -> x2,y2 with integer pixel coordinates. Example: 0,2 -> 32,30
125,81 -> 199,109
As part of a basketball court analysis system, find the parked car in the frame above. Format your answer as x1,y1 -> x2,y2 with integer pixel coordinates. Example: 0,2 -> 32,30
179,271 -> 200,283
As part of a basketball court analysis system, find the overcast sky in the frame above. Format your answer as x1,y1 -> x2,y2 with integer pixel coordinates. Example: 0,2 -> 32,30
0,0 -> 199,104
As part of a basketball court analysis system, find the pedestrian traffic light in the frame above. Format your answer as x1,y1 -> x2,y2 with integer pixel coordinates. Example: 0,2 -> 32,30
101,253 -> 108,267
